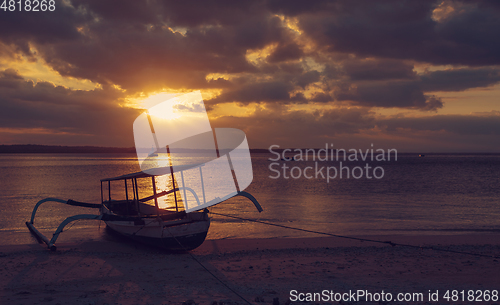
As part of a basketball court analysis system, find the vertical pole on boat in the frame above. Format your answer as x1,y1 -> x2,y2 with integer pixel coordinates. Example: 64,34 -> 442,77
131,177 -> 136,214
100,181 -> 103,203
199,167 -> 206,205
134,178 -> 140,215
152,176 -> 159,211
226,154 -> 240,193
166,145 -> 179,212
180,170 -> 188,210
212,129 -> 240,193
146,111 -> 160,152
212,129 -> 220,158
108,181 -> 111,201
147,110 -> 167,212
131,177 -> 136,200
125,179 -> 130,215
125,180 -> 129,201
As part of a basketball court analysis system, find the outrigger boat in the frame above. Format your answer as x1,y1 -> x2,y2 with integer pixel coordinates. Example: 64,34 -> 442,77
26,162 -> 262,251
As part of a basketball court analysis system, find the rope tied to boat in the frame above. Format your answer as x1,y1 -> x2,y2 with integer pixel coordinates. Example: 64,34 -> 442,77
164,227 -> 254,305
209,211 -> 500,259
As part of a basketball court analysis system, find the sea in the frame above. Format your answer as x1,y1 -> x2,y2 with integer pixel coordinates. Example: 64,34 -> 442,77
0,152 -> 499,246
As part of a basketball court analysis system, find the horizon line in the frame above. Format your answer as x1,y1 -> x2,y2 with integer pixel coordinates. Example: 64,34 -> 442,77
0,144 -> 498,154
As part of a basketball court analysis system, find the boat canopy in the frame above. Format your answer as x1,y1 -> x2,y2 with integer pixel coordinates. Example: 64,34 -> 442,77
101,163 -> 204,182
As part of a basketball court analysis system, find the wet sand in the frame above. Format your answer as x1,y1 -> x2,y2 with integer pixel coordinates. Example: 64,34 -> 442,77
1,234 -> 499,305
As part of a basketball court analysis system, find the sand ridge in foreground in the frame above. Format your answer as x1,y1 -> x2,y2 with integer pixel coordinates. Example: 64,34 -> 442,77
1,235 -> 499,305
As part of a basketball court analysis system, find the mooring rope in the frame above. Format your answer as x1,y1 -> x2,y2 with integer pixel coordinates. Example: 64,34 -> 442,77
209,211 -> 500,259
165,227 -> 253,305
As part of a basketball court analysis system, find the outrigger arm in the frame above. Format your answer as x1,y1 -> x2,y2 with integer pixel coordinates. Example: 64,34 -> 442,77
236,191 -> 263,212
26,198 -> 102,251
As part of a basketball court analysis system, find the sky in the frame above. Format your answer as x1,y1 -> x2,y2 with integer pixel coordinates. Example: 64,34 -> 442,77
0,0 -> 499,152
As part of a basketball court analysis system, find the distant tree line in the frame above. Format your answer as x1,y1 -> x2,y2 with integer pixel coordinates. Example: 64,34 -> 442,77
0,145 -> 136,153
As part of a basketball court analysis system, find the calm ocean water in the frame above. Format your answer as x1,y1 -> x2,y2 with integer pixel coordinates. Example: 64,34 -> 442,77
0,153 -> 499,245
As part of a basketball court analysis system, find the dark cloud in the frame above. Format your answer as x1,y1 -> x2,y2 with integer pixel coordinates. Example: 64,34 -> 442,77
478,0 -> 500,12
0,69 -> 140,146
310,92 -> 333,103
211,106 -> 377,148
210,64 -> 500,110
295,70 -> 321,89
158,0 -> 264,27
3,0 -> 498,98
335,67 -> 500,110
342,59 -> 416,81
420,68 -> 500,92
31,6 -> 290,92
207,69 -> 323,105
211,107 -> 500,150
71,0 -> 162,25
69,0 -> 265,28
0,69 -> 24,88
267,42 -> 304,63
335,81 -> 444,111
0,2 -> 86,46
266,0 -> 331,16
210,80 -> 295,104
299,1 -> 435,57
299,0 -> 500,66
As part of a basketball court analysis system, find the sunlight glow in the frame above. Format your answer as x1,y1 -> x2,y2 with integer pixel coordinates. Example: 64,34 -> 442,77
127,89 -> 221,109
147,98 -> 182,121
209,102 -> 260,118
205,73 -> 233,81
135,92 -> 179,109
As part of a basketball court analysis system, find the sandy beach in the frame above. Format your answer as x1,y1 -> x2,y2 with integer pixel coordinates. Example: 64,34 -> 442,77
1,234 -> 499,305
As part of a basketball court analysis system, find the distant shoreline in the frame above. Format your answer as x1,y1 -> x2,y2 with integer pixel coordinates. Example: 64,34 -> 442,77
0,144 -> 498,155
0,145 -> 271,154
0,144 -> 136,154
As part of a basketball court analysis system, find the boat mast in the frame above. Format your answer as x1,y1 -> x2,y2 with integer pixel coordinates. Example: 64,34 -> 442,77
212,129 -> 240,193
166,145 -> 179,212
151,176 -> 159,211
125,179 -> 130,215
146,110 -> 179,212
134,178 -> 140,215
146,111 -> 160,152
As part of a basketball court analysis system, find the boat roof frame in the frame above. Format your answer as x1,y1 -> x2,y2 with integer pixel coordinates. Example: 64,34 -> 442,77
100,162 -> 208,213
100,163 -> 204,182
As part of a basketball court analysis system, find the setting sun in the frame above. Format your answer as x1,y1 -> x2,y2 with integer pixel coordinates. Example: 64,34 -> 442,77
146,96 -> 181,121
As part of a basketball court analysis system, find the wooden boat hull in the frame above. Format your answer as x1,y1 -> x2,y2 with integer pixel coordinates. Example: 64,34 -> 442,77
103,211 -> 210,251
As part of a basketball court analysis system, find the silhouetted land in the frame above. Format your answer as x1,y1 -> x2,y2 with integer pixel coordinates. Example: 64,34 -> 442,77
0,145 -> 136,153
0,145 -> 268,154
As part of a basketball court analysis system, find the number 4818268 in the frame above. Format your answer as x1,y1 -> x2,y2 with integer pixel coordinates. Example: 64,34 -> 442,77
1,0 -> 56,11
